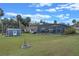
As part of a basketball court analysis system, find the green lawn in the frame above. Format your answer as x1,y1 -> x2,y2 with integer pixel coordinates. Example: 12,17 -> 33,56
0,33 -> 79,56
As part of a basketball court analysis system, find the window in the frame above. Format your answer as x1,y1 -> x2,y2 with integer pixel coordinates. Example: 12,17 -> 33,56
13,30 -> 17,35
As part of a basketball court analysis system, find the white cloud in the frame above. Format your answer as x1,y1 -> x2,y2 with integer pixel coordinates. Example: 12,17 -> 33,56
29,3 -> 52,7
30,3 -> 79,13
5,12 -> 18,16
55,7 -> 60,10
56,14 -> 70,19
45,3 -> 79,13
56,14 -> 64,19
66,14 -> 70,16
55,3 -> 79,11
68,3 -> 79,10
22,14 -> 51,19
58,4 -> 72,7
22,14 -> 32,17
5,12 -> 33,18
39,3 -> 52,7
64,18 -> 79,25
36,8 -> 56,13
46,8 -> 56,12
5,12 -> 51,22
34,14 -> 51,18
22,14 -> 51,22
36,9 -> 42,12
56,3 -> 72,9
30,14 -> 51,22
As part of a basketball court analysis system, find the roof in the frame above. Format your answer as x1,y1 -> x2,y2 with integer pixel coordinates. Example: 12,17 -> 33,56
7,28 -> 21,30
30,23 -> 69,27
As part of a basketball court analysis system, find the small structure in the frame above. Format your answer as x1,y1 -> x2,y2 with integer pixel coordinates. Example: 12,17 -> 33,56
6,28 -> 21,36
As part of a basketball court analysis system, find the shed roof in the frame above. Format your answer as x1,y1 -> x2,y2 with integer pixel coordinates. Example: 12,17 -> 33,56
7,28 -> 21,30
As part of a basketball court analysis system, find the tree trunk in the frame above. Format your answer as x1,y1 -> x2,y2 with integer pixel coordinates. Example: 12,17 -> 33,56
1,21 -> 4,35
24,27 -> 27,32
24,25 -> 30,33
0,17 -> 3,35
19,21 -> 21,29
28,23 -> 31,32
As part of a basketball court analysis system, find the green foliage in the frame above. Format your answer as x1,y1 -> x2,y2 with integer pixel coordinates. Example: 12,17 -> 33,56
21,17 -> 31,27
54,20 -> 57,24
72,19 -> 76,24
16,15 -> 31,27
16,15 -> 22,21
0,8 -> 4,17
0,23 -> 2,30
16,15 -> 31,32
16,15 -> 23,28
77,22 -> 79,24
64,26 -> 76,34
1,18 -> 18,30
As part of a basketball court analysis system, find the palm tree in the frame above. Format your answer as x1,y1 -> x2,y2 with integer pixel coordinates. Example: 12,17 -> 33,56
1,18 -> 9,33
25,17 -> 31,32
54,20 -> 57,24
0,8 -> 4,17
72,19 -> 76,25
21,17 -> 31,32
16,15 -> 22,28
40,20 -> 43,23
16,15 -> 31,32
0,8 -> 4,34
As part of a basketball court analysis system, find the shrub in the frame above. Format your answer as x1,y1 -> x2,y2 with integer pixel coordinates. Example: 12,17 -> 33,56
64,26 -> 76,34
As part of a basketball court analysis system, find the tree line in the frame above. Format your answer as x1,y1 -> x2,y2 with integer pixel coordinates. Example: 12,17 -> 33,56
0,8 -> 31,34
0,8 -> 79,34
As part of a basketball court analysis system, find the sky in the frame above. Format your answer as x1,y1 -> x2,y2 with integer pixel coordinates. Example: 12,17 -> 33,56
0,3 -> 79,24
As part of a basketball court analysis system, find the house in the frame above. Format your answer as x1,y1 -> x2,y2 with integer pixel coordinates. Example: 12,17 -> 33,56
6,28 -> 21,36
72,24 -> 79,30
30,23 -> 69,34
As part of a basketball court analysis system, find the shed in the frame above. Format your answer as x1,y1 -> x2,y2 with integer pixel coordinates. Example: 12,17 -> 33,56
6,28 -> 21,36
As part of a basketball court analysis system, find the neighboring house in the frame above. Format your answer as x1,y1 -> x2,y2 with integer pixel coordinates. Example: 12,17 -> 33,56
72,24 -> 79,30
30,23 -> 69,34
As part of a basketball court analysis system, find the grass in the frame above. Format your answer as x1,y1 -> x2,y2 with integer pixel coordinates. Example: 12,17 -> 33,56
0,33 -> 79,56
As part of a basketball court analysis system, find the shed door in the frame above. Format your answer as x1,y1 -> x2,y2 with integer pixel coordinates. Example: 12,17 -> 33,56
13,30 -> 17,35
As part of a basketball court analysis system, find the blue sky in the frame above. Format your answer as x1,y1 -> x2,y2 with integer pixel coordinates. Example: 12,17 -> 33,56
0,3 -> 79,24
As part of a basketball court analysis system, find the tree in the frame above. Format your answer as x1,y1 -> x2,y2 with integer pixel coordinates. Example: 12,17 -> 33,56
64,26 -> 76,34
0,8 -> 4,17
2,18 -> 18,29
54,20 -> 57,24
25,17 -> 31,32
0,8 -> 4,34
77,21 -> 79,24
1,18 -> 9,34
25,17 -> 31,26
40,20 -> 43,23
72,19 -> 76,24
21,17 -> 31,32
9,18 -> 18,28
16,16 -> 31,32
67,23 -> 70,26
40,20 -> 48,24
16,15 -> 22,28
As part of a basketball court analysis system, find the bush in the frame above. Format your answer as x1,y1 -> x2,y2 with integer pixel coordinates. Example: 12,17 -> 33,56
64,27 -> 76,34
